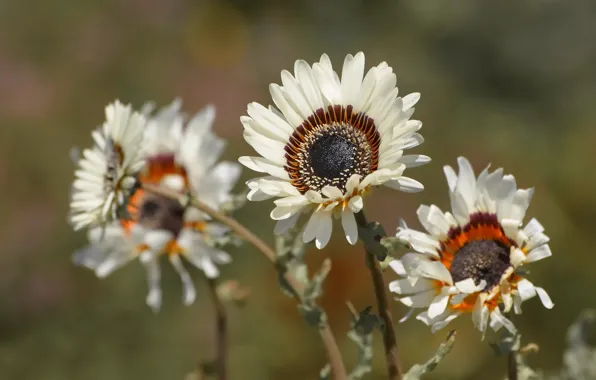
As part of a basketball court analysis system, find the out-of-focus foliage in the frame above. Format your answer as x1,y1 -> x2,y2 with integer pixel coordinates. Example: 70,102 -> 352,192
1,0 -> 595,379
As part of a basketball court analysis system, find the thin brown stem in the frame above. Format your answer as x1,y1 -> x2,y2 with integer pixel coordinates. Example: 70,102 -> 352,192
508,349 -> 518,380
206,278 -> 227,380
142,183 -> 348,380
355,211 -> 402,380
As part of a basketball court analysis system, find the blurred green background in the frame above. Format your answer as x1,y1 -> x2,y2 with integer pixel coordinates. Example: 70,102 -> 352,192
1,0 -> 595,379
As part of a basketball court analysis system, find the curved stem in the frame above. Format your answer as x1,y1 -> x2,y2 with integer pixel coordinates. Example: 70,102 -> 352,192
206,278 -> 227,380
142,183 -> 348,380
355,211 -> 403,380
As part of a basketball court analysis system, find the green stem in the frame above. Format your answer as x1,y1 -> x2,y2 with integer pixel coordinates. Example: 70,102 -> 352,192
355,211 -> 403,380
206,278 -> 227,380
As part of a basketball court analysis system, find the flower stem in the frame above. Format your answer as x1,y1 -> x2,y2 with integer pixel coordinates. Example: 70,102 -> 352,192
507,349 -> 518,380
206,278 -> 227,380
355,211 -> 403,380
142,183 -> 348,380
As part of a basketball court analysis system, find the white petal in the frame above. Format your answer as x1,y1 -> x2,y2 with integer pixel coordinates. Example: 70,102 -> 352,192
274,212 -> 301,235
431,313 -> 460,334
169,255 -> 197,306
402,93 -> 420,110
315,212 -> 333,249
246,102 -> 294,137
384,177 -> 424,193
400,154 -> 431,168
281,69 -> 315,118
535,287 -> 554,309
490,308 -> 516,333
516,279 -> 537,301
399,290 -> 435,308
523,218 -> 544,237
428,292 -> 450,319
269,84 -> 303,127
270,205 -> 304,221
244,134 -> 286,166
510,247 -> 526,268
341,209 -> 358,245
274,195 -> 310,207
345,174 -> 362,193
414,259 -> 452,284
322,185 -> 344,200
443,165 -> 457,192
389,278 -> 433,294
144,260 -> 162,313
525,244 -> 552,263
294,60 -> 325,111
238,156 -> 288,180
525,232 -> 550,251
388,260 -> 407,276
348,196 -> 363,213
507,188 -> 534,221
303,211 -> 322,243
455,278 -> 484,293
340,52 -> 365,106
455,157 -> 476,213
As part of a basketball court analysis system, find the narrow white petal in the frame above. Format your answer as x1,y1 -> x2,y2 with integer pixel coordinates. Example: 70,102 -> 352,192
270,205 -> 304,221
399,290 -> 435,308
341,209 -> 358,245
427,292 -> 450,318
431,313 -> 460,334
315,212 -> 333,249
144,260 -> 162,313
389,278 -> 433,294
400,154 -> 431,168
525,244 -> 552,263
443,165 -> 457,192
516,279 -> 537,301
274,212 -> 301,235
388,260 -> 407,276
535,287 -> 554,309
402,92 -> 421,110
340,52 -> 365,106
169,255 -> 197,306
322,186 -> 344,200
384,177 -> 424,193
303,211 -> 322,243
348,196 -> 363,213
523,218 -> 544,237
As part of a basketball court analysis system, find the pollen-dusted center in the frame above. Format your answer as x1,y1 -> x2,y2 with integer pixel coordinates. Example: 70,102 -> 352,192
284,105 -> 381,194
449,239 -> 511,291
137,194 -> 185,237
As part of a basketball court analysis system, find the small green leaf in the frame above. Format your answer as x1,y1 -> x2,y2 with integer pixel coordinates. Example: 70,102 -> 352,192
404,330 -> 457,380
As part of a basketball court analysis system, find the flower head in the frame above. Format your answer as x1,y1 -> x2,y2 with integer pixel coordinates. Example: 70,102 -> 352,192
389,157 -> 553,334
240,52 -> 429,249
69,101 -> 146,230
74,101 -> 241,311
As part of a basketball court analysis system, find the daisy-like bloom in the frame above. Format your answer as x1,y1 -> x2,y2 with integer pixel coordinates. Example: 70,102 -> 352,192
239,52 -> 429,249
389,157 -> 553,334
74,101 -> 241,311
69,101 -> 147,230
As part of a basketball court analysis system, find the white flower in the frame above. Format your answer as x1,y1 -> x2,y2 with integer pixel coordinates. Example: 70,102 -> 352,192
74,101 -> 241,311
239,52 -> 429,249
69,101 -> 147,230
389,157 -> 553,334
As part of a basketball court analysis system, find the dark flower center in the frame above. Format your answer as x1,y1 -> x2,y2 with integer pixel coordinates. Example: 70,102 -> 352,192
449,239 -> 511,291
284,105 -> 381,194
138,194 -> 185,236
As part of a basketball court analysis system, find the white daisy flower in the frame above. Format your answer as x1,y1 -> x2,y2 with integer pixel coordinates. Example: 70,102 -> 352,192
69,101 -> 147,230
74,101 -> 241,311
389,157 -> 554,334
239,52 -> 429,249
